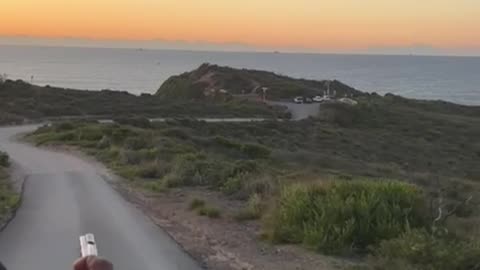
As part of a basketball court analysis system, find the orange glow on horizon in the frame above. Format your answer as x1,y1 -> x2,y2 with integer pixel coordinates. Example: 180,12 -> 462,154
1,0 -> 479,51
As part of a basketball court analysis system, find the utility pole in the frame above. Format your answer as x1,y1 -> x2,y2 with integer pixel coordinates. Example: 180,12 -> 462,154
324,80 -> 331,97
262,87 -> 268,102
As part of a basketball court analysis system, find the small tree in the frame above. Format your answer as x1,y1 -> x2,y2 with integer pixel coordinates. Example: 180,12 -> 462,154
428,178 -> 474,235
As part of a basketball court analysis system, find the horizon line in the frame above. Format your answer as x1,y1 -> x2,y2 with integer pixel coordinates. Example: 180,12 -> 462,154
1,35 -> 479,57
2,43 -> 480,58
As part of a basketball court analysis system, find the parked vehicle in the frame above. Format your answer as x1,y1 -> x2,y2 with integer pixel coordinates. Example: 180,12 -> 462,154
304,97 -> 313,103
313,95 -> 331,103
293,96 -> 304,103
312,95 -> 324,102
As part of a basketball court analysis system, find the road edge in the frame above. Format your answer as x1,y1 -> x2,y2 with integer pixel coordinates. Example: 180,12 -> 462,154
0,173 -> 28,232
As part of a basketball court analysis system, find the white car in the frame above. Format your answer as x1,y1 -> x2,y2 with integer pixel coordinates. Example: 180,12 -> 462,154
313,96 -> 330,102
293,96 -> 304,103
312,96 -> 323,102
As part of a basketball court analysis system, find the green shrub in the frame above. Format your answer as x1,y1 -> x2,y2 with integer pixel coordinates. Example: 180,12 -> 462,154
163,153 -> 228,187
235,193 -> 263,221
265,180 -> 427,254
0,189 -> 19,217
213,136 -> 242,150
54,122 -> 75,131
142,181 -> 166,192
213,137 -> 270,159
198,206 -> 221,218
0,152 -> 9,167
221,173 -> 247,195
56,131 -> 77,141
230,160 -> 259,175
124,137 -> 149,150
136,162 -> 169,179
119,150 -> 142,165
110,127 -> 134,143
160,128 -> 191,140
76,126 -> 104,141
96,135 -> 110,149
189,198 -> 206,210
241,143 -> 271,159
367,229 -> 480,270
95,147 -> 120,163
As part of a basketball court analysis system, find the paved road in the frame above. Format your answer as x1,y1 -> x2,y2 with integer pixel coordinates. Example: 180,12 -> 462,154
0,125 -> 201,270
265,101 -> 320,120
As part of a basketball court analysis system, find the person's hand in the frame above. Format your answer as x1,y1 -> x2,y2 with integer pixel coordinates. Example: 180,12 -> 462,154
73,256 -> 113,270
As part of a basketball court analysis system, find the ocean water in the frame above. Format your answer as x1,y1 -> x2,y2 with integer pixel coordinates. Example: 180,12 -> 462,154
1,45 -> 479,106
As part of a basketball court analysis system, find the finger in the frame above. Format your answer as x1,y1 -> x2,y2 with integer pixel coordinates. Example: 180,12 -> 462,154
73,256 -> 89,270
88,256 -> 114,270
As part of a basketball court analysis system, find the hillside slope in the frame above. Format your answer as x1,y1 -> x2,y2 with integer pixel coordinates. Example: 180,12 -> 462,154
0,79 -> 288,124
156,63 -> 362,100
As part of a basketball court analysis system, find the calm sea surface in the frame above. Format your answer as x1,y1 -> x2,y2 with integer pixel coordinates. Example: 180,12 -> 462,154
1,45 -> 479,105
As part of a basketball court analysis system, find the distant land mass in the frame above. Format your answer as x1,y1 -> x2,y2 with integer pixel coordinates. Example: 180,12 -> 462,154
1,36 -> 479,56
156,63 -> 361,100
1,63 -> 479,126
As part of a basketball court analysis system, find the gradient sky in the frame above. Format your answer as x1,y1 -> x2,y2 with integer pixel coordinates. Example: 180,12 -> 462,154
1,0 -> 479,53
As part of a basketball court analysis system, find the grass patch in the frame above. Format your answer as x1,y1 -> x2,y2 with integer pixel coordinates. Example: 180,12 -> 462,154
0,151 -> 19,222
235,193 -> 263,221
189,198 -> 206,210
197,206 -> 221,218
265,180 -> 427,255
358,229 -> 480,270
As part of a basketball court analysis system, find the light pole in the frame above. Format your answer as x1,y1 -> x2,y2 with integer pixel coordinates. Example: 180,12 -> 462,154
262,87 -> 269,102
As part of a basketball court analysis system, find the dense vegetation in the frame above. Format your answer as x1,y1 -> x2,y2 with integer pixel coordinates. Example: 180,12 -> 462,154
0,151 -> 18,223
157,63 -> 362,100
266,181 -> 427,254
0,79 -> 288,125
27,91 -> 480,269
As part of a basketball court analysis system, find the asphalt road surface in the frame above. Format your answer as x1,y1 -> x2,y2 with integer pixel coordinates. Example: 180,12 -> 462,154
0,125 -> 201,270
265,101 -> 320,120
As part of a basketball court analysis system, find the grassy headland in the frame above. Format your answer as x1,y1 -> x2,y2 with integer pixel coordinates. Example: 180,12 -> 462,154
157,63 -> 362,100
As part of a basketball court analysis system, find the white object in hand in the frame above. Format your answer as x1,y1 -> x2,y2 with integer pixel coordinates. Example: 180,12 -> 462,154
80,233 -> 98,257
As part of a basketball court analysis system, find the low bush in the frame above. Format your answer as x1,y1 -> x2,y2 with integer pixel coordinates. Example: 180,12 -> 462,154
235,193 -> 263,221
222,173 -> 248,195
265,180 -> 427,254
189,198 -> 206,210
136,162 -> 169,179
0,152 -> 9,167
241,143 -> 271,159
124,137 -> 149,150
163,153 -> 229,187
142,181 -> 166,193
119,150 -> 143,165
96,135 -> 110,149
55,131 -> 76,142
55,122 -> 75,131
366,229 -> 480,270
160,128 -> 191,140
78,126 -> 104,141
198,206 -> 221,218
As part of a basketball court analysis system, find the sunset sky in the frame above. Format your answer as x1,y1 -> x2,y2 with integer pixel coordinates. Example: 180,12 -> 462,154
1,0 -> 479,54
